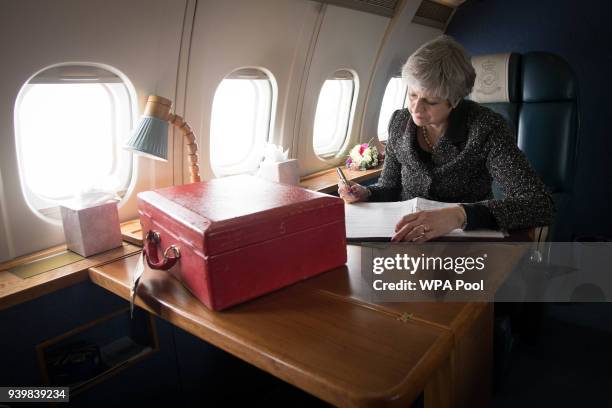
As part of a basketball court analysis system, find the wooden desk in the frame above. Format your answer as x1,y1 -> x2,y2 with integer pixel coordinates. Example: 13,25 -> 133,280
300,166 -> 382,194
89,244 -> 526,407
0,243 -> 141,311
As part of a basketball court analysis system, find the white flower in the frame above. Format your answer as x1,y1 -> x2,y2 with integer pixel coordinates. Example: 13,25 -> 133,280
346,144 -> 379,170
349,145 -> 362,163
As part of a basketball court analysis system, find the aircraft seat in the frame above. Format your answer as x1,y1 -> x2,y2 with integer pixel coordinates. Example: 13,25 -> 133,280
470,52 -> 579,241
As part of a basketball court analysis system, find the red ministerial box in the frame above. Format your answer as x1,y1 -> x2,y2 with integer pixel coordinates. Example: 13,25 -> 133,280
137,175 -> 347,310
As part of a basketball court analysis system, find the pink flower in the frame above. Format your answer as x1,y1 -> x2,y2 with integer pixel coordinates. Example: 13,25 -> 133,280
359,143 -> 368,155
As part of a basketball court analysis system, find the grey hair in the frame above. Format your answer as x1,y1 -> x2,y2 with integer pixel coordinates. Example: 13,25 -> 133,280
402,35 -> 476,107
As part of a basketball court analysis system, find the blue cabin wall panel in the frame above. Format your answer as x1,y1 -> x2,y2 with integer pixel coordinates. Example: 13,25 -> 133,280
0,281 -> 307,405
0,281 -> 125,385
0,282 -> 182,404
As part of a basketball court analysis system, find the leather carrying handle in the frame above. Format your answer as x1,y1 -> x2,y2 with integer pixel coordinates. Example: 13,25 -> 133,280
143,230 -> 180,270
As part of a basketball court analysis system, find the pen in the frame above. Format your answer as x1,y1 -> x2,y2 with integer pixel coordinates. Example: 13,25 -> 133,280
336,167 -> 349,185
336,167 -> 354,195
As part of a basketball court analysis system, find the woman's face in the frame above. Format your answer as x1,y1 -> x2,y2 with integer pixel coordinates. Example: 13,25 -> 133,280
407,89 -> 452,127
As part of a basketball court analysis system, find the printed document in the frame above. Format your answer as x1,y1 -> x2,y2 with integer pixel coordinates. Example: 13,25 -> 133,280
344,197 -> 505,240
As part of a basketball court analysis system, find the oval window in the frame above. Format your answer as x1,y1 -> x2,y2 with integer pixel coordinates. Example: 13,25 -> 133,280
210,68 -> 274,176
377,76 -> 407,141
15,64 -> 135,219
313,70 -> 357,158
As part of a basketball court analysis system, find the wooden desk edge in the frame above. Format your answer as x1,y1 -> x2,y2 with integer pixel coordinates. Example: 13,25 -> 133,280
88,254 -> 456,407
0,243 -> 141,311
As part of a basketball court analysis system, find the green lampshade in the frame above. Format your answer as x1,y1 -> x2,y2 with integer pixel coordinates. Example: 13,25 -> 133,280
124,115 -> 169,161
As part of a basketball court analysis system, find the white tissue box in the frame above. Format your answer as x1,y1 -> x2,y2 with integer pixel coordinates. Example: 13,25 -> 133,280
60,201 -> 123,257
257,159 -> 300,186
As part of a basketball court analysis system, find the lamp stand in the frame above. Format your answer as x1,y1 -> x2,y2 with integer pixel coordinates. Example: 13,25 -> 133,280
168,114 -> 201,183
143,95 -> 201,183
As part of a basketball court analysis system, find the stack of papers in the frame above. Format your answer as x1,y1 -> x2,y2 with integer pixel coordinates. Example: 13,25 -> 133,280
344,197 -> 506,240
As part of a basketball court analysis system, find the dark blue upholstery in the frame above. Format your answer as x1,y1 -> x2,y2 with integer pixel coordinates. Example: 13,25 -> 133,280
479,52 -> 579,240
519,52 -> 578,240
521,52 -> 577,102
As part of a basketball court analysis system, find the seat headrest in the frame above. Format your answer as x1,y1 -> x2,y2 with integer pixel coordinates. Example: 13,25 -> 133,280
522,52 -> 577,102
469,53 -> 520,103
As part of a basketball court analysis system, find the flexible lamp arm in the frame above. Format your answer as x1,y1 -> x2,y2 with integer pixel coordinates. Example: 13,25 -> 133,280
168,114 -> 201,183
142,95 -> 201,183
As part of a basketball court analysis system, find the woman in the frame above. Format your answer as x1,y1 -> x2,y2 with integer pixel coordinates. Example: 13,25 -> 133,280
339,35 -> 554,242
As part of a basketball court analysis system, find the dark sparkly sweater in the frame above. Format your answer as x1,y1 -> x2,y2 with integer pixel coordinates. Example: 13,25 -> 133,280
367,100 -> 554,230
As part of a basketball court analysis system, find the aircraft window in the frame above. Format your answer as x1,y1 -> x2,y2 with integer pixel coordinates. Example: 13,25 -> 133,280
377,76 -> 407,141
313,70 -> 356,158
210,68 -> 273,176
15,65 -> 134,220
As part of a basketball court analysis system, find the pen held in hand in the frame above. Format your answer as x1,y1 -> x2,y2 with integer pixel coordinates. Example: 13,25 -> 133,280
336,167 -> 354,196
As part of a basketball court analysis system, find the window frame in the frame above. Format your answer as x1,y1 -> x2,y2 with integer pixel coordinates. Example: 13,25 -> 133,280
13,63 -> 136,224
313,69 -> 358,159
209,67 -> 275,177
377,76 -> 408,141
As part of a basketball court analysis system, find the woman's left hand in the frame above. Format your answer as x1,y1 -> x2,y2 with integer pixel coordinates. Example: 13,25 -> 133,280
391,206 -> 466,242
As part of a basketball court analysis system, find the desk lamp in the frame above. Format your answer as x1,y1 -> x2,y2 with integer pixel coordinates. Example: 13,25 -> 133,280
124,95 -> 201,183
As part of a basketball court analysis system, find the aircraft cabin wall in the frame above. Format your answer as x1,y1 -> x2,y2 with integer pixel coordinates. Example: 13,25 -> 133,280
183,0 -> 441,180
0,0 -> 451,262
0,0 -> 187,261
359,0 -> 442,144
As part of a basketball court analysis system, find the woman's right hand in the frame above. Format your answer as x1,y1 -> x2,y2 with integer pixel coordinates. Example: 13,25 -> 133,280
338,181 -> 369,203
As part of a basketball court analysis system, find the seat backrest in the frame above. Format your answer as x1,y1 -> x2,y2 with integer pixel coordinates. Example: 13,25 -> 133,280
471,53 -> 522,137
470,52 -> 579,240
518,52 -> 578,196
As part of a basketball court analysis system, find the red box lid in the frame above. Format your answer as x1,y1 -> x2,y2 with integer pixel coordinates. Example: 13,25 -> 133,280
137,175 -> 345,256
